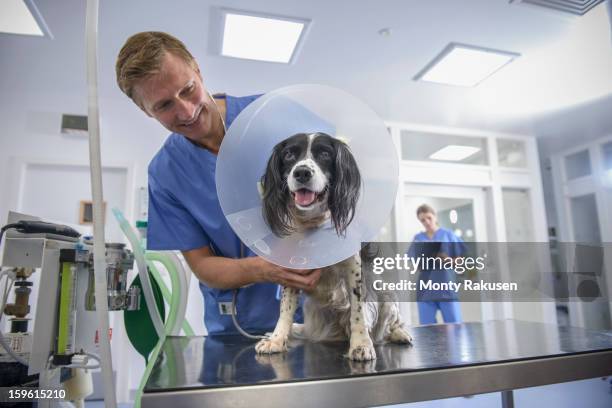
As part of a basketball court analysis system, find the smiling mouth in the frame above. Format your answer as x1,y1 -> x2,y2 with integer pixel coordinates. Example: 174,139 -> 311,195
292,187 -> 327,208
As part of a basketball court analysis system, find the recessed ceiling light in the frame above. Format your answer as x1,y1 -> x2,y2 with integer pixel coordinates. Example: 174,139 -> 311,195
414,43 -> 519,87
0,0 -> 51,38
221,10 -> 308,63
429,145 -> 481,161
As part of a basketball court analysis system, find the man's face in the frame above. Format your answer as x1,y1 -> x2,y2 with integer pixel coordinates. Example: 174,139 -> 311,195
418,212 -> 437,233
133,52 -> 221,146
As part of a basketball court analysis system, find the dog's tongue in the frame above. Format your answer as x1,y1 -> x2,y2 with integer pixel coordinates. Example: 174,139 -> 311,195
295,189 -> 316,206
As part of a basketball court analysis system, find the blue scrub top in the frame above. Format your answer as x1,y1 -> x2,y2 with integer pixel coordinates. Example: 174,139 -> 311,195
407,228 -> 466,301
146,94 -> 301,334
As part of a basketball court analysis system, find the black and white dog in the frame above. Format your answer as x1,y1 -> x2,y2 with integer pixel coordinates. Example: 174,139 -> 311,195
256,132 -> 412,361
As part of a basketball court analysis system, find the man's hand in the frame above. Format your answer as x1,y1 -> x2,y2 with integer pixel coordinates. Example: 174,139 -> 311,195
253,257 -> 322,292
436,251 -> 450,260
181,246 -> 322,291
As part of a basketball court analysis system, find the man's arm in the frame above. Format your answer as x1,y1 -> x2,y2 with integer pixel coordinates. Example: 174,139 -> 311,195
182,246 -> 321,291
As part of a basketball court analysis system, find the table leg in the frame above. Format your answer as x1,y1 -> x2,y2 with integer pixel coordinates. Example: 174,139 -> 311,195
501,390 -> 514,408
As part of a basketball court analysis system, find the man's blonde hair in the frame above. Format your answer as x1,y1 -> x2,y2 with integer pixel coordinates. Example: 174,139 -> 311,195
115,31 -> 198,101
416,203 -> 436,217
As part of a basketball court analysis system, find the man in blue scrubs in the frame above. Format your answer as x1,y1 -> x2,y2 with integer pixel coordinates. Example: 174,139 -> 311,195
115,32 -> 317,335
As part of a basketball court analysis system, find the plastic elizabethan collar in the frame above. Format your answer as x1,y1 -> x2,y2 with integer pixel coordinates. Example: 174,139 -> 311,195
216,84 -> 398,269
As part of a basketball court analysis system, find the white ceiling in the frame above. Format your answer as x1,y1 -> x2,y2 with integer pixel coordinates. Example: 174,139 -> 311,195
1,0 -> 611,144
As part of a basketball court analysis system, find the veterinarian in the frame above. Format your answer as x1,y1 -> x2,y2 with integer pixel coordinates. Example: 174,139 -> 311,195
115,31 -> 319,335
407,204 -> 466,324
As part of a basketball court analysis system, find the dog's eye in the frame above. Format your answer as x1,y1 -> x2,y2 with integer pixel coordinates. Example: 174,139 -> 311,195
283,151 -> 296,161
318,151 -> 331,160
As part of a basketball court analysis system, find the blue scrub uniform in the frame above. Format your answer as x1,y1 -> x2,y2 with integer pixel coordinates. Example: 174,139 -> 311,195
407,228 -> 466,324
146,94 -> 301,335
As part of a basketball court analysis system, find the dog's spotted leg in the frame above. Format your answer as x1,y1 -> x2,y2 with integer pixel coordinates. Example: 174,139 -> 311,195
382,302 -> 413,344
347,257 -> 376,361
255,286 -> 298,354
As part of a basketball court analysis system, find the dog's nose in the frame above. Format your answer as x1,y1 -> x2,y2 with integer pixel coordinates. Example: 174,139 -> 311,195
293,166 -> 313,183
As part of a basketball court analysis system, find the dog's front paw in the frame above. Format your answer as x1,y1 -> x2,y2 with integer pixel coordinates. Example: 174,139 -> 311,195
255,337 -> 288,354
348,342 -> 376,361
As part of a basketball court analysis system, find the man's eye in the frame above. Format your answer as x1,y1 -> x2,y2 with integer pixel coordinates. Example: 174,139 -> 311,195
156,102 -> 171,111
284,152 -> 295,161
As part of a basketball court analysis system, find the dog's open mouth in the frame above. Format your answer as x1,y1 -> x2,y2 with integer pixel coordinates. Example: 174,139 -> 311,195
292,187 -> 327,208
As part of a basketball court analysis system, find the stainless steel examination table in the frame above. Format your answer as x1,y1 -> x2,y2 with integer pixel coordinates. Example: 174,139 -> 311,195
142,320 -> 612,407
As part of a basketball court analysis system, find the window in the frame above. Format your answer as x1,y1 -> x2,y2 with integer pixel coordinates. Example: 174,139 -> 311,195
497,139 -> 527,168
564,150 -> 591,181
400,131 -> 488,165
602,141 -> 612,171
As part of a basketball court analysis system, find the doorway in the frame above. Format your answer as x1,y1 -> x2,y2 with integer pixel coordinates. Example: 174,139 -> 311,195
399,183 -> 488,324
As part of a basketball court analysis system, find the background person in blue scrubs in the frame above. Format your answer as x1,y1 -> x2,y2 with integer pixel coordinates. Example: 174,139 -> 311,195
115,32 -> 319,334
407,204 -> 466,325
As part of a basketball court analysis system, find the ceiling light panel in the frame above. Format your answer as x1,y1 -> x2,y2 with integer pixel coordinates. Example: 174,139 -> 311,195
415,43 -> 519,87
0,0 -> 49,37
221,11 -> 308,63
510,0 -> 605,16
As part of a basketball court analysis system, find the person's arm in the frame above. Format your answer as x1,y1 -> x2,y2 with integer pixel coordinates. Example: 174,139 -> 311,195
182,246 -> 321,291
437,230 -> 466,260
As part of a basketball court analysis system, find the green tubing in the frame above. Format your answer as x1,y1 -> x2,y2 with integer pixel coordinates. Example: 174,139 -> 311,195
112,208 -> 164,338
112,208 -> 194,336
133,337 -> 164,408
145,252 -> 195,336
133,327 -> 180,408
145,255 -> 177,334
113,208 -> 195,408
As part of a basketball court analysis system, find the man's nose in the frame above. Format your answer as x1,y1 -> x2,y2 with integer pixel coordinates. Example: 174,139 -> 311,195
176,99 -> 196,121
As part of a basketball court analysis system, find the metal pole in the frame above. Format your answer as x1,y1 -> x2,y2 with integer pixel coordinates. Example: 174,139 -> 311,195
501,390 -> 514,408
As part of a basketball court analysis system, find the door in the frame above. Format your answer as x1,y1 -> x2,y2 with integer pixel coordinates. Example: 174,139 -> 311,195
399,183 -> 488,324
566,193 -> 611,330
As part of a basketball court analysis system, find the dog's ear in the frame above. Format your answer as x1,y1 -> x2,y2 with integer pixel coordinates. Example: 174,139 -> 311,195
329,140 -> 361,236
261,142 -> 293,237
359,242 -> 381,265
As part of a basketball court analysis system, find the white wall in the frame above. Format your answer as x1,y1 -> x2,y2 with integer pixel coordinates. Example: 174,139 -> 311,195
0,93 -> 166,226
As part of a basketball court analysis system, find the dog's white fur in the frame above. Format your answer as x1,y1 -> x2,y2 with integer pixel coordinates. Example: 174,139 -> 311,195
256,255 -> 412,360
256,133 -> 412,361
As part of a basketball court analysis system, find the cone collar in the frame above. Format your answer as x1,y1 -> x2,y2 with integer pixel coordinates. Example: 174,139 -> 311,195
216,84 -> 398,269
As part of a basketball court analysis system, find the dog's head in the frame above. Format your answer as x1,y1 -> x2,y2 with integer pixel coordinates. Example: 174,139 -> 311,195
261,132 -> 361,237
